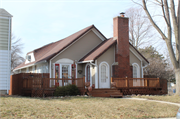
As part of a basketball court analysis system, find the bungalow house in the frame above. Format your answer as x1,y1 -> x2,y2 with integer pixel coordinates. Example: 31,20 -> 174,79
13,13 -> 149,89
0,8 -> 12,94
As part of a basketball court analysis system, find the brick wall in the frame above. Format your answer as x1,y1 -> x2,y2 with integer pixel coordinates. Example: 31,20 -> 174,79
112,16 -> 132,78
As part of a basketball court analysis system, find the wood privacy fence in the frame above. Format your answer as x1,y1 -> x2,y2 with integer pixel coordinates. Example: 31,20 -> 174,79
112,77 -> 160,88
9,73 -> 85,97
9,73 -> 49,95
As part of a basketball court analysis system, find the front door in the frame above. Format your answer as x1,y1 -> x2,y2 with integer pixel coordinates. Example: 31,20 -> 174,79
61,64 -> 71,85
99,63 -> 110,88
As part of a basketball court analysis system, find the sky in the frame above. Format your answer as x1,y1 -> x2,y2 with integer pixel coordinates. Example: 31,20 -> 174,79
1,0 -> 178,58
1,0 -> 137,57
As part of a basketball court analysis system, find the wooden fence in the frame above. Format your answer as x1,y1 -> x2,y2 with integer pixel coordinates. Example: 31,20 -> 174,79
9,73 -> 49,95
112,77 -> 160,88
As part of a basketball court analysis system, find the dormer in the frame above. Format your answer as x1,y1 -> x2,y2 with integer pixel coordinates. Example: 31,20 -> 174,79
25,52 -> 35,64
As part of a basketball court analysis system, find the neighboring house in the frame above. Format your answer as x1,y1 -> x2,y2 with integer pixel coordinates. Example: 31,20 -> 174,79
14,14 -> 149,89
0,8 -> 12,94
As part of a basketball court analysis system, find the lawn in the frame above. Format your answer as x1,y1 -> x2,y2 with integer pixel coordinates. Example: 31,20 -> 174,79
0,96 -> 179,118
132,95 -> 180,103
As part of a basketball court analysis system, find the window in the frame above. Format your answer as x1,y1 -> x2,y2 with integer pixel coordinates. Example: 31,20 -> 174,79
27,55 -> 31,61
132,63 -> 139,78
133,66 -> 137,78
62,65 -> 69,78
86,65 -> 90,82
101,64 -> 106,82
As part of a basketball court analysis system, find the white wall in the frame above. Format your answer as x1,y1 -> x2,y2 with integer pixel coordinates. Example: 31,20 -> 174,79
0,16 -> 11,94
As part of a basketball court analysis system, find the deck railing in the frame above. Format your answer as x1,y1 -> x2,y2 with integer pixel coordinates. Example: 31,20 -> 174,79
22,77 -> 85,89
112,77 -> 160,88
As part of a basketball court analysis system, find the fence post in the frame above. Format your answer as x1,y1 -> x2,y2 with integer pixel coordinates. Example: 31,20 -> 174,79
157,77 -> 160,88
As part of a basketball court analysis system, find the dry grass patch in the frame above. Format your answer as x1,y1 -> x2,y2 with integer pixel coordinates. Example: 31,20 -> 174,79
132,95 -> 180,103
0,96 -> 179,118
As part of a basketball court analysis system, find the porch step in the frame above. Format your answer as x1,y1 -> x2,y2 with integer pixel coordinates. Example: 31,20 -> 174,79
90,89 -> 123,97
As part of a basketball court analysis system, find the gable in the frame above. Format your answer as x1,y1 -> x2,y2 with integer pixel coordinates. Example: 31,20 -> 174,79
51,30 -> 103,63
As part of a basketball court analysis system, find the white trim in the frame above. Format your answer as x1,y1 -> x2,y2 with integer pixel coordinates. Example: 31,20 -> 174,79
49,60 -> 52,87
141,61 -> 143,78
6,17 -> 11,94
92,28 -> 106,41
25,52 -> 35,64
132,63 -> 140,78
90,65 -> 92,87
32,66 -> 35,73
53,63 -> 55,86
130,48 -> 142,62
0,16 -> 9,19
95,60 -> 98,89
26,67 -> 29,73
77,60 -> 93,64
85,63 -> 92,86
75,63 -> 77,78
13,60 -> 47,71
129,46 -> 149,66
99,61 -> 110,88
56,58 -> 74,64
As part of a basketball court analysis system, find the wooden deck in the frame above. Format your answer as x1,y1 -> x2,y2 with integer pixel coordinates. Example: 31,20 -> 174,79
9,73 -> 167,97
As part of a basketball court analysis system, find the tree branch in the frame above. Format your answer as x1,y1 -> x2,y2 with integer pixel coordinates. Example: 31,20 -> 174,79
142,0 -> 167,40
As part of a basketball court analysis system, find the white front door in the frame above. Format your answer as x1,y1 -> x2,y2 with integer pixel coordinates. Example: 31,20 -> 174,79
99,62 -> 110,88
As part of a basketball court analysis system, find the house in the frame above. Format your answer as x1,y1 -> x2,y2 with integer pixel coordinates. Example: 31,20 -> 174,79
0,8 -> 12,94
13,13 -> 149,89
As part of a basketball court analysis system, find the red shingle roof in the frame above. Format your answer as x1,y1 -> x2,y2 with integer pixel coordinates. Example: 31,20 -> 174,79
14,25 -> 96,70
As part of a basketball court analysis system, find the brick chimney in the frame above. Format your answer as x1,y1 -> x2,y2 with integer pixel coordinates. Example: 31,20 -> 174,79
112,13 -> 132,78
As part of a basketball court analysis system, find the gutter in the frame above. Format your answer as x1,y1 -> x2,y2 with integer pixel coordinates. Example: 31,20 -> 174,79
13,60 -> 47,71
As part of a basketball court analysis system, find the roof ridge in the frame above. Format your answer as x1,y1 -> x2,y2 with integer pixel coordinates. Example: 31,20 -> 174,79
38,25 -> 95,61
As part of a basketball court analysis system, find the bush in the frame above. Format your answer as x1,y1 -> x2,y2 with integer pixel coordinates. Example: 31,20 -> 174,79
54,84 -> 80,96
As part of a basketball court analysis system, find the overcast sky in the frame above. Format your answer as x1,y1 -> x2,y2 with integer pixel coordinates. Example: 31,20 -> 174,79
1,0 -> 138,57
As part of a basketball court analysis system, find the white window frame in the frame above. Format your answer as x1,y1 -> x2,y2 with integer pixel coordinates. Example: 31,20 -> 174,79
132,63 -> 140,78
85,63 -> 92,87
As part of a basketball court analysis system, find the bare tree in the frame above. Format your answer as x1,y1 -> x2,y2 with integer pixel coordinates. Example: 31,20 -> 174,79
133,0 -> 180,95
126,7 -> 153,48
11,35 -> 25,74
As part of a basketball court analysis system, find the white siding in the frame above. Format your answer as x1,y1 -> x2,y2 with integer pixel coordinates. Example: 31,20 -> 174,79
0,50 -> 11,91
0,14 -> 12,94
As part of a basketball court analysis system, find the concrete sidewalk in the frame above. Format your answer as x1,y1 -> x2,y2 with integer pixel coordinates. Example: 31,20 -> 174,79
124,97 -> 180,107
123,98 -> 179,119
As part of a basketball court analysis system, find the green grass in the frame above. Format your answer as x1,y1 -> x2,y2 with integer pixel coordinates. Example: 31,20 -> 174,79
132,95 -> 180,103
0,96 -> 179,118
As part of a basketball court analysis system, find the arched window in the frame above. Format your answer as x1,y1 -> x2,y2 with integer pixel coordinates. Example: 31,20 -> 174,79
86,65 -> 90,82
132,63 -> 139,78
101,64 -> 106,82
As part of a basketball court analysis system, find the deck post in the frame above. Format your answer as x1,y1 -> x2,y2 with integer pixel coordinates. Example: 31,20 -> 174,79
111,77 -> 112,88
157,77 -> 160,88
127,77 -> 129,88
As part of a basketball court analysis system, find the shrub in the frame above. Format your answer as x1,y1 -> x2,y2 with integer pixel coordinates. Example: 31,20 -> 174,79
54,84 -> 80,96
